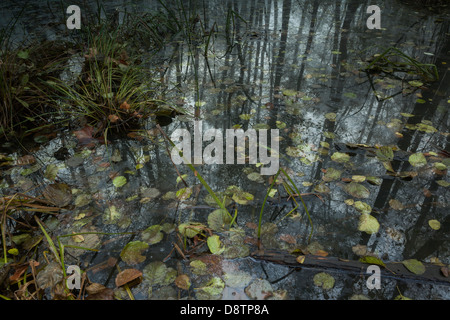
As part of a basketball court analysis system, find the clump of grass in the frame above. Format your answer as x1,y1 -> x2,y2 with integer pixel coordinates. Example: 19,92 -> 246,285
0,27 -> 73,142
45,23 -> 164,138
258,168 -> 313,246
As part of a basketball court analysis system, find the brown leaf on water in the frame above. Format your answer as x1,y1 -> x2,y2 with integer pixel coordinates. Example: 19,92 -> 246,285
9,264 -> 29,282
115,268 -> 142,287
175,274 -> 191,290
423,188 -> 433,197
86,283 -> 107,295
85,287 -> 115,300
73,125 -> 106,147
43,183 -> 72,207
315,249 -> 329,257
15,154 -> 36,166
441,266 -> 449,277
279,234 -> 296,244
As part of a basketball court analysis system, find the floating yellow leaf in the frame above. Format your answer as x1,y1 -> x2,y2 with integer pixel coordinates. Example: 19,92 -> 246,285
389,199 -> 404,210
358,213 -> 380,234
296,255 -> 306,264
409,153 -> 427,167
402,259 -> 425,275
428,219 -> 441,230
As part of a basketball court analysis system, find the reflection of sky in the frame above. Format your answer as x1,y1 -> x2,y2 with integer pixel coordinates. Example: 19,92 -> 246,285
1,0 -> 449,299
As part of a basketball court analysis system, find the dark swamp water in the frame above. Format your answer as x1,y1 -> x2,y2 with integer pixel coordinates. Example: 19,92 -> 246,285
0,0 -> 449,300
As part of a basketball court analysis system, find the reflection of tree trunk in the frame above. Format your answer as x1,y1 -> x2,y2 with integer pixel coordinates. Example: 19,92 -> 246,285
271,0 -> 292,127
313,1 -> 356,185
296,0 -> 319,91
360,25 -> 450,259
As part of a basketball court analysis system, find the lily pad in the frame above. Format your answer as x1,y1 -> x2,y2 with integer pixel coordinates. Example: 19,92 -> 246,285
190,260 -> 207,275
222,244 -> 250,259
141,225 -> 164,245
245,279 -> 273,299
175,274 -> 191,290
178,222 -> 207,238
143,261 -> 176,286
358,213 -> 380,234
402,259 -> 425,275
313,272 -> 335,290
224,272 -> 253,288
196,277 -> 225,297
208,209 -> 231,232
120,241 -> 148,265
232,190 -> 254,205
207,235 -> 225,255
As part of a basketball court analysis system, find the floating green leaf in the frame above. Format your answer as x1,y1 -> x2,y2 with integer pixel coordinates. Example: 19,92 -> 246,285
402,259 -> 425,275
375,146 -> 394,162
120,241 -> 148,265
344,92 -> 357,99
282,89 -> 297,97
207,235 -> 225,254
359,256 -> 386,267
44,164 -> 60,181
436,180 -> 450,187
325,113 -> 337,121
178,222 -> 206,238
247,172 -> 264,183
113,176 -> 127,188
358,213 -> 380,234
75,193 -> 92,207
208,209 -> 231,232
313,272 -> 335,290
408,80 -> 423,87
17,50 -> 29,59
389,199 -> 404,210
428,219 -> 441,230
222,244 -> 250,259
190,260 -> 207,275
176,187 -> 192,200
331,152 -> 350,163
366,176 -> 382,186
322,168 -> 342,182
143,261 -> 176,286
141,225 -> 164,245
409,153 -> 427,167
232,190 -> 254,205
343,182 -> 370,198
354,201 -> 372,214
103,205 -> 122,224
196,277 -> 225,297
244,279 -> 273,299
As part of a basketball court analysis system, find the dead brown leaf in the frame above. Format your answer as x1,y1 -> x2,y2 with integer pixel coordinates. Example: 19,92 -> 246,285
115,268 -> 142,287
175,274 -> 191,290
